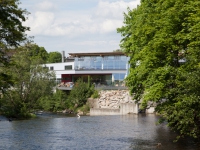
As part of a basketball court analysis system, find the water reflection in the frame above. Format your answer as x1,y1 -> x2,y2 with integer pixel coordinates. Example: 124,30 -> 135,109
0,113 -> 199,150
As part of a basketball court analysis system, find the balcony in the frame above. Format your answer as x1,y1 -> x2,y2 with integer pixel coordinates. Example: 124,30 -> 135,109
56,81 -> 128,91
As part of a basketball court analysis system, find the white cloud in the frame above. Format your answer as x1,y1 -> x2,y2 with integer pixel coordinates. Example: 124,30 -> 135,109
77,40 -> 107,46
99,19 -> 122,33
36,1 -> 57,11
94,0 -> 140,19
21,0 -> 141,52
25,11 -> 55,35
24,0 -> 140,37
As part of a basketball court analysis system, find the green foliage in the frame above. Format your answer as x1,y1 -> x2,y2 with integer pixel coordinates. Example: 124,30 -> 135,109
0,0 -> 30,47
88,75 -> 91,87
78,104 -> 90,114
68,78 -> 95,107
118,0 -> 200,140
0,100 -> 32,119
25,43 -> 48,63
47,52 -> 62,63
0,0 -> 29,90
38,90 -> 71,112
0,46 -> 55,118
91,90 -> 100,99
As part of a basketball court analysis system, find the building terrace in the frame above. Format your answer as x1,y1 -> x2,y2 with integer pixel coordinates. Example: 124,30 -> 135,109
45,51 -> 130,90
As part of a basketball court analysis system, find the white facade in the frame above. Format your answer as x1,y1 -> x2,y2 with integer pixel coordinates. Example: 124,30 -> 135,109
44,62 -> 74,79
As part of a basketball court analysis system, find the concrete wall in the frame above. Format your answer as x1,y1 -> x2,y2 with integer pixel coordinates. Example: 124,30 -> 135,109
90,108 -> 120,116
87,98 -> 99,108
145,107 -> 155,114
120,103 -> 138,114
45,62 -> 74,70
89,102 -> 156,116
90,103 -> 139,116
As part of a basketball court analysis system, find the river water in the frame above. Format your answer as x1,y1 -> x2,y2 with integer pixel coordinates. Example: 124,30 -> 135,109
0,113 -> 199,150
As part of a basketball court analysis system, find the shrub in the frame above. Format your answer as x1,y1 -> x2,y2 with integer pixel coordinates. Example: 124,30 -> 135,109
91,90 -> 100,98
68,78 -> 95,107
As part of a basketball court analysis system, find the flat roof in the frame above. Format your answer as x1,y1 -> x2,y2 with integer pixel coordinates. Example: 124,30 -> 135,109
68,52 -> 126,57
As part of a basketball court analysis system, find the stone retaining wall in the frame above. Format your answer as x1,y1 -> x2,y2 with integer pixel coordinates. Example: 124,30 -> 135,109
90,108 -> 120,116
88,90 -> 155,116
89,90 -> 139,116
97,90 -> 134,109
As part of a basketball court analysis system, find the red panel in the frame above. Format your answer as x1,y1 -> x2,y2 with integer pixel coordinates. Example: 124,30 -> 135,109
61,74 -> 72,83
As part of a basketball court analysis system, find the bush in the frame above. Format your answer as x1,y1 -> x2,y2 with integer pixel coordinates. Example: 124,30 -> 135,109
38,90 -> 71,112
68,78 -> 94,107
77,104 -> 90,115
91,90 -> 99,98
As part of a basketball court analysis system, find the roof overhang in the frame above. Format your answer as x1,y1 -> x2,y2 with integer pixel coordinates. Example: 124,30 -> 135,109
68,52 -> 126,57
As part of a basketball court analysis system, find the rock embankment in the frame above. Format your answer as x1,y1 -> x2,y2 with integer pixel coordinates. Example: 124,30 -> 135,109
89,90 -> 133,109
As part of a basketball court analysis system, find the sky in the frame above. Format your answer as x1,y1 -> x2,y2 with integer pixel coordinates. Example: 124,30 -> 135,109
20,0 -> 140,54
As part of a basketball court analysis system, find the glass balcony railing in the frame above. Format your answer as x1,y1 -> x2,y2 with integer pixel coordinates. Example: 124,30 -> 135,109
74,56 -> 129,70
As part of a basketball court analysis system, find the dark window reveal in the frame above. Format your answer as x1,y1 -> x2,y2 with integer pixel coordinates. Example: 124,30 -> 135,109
50,66 -> 54,70
65,65 -> 72,70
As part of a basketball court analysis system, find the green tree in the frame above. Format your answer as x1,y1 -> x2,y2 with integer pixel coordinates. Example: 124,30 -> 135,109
68,78 -> 94,107
26,43 -> 48,63
0,46 -> 55,118
0,0 -> 29,90
47,51 -> 62,63
118,0 -> 200,140
0,0 -> 29,47
38,90 -> 71,112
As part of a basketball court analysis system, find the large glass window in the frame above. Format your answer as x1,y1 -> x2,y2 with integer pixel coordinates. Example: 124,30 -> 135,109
113,73 -> 126,81
74,58 -> 79,70
95,57 -> 102,69
81,57 -> 90,69
119,73 -> 125,80
83,57 -> 90,70
79,57 -> 85,70
90,56 -> 97,69
74,55 -> 129,70
119,56 -> 127,69
103,56 -> 127,70
104,56 -> 114,69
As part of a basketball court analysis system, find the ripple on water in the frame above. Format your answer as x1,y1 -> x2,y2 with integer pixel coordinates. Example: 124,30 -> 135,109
0,114 -> 200,150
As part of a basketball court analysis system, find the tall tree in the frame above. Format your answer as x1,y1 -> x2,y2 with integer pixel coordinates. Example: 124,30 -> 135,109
0,0 -> 29,47
0,46 -> 55,118
0,0 -> 29,89
24,43 -> 48,63
118,0 -> 200,140
47,51 -> 62,63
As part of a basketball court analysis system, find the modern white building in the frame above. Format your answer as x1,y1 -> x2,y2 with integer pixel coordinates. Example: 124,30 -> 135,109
44,51 -> 130,89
